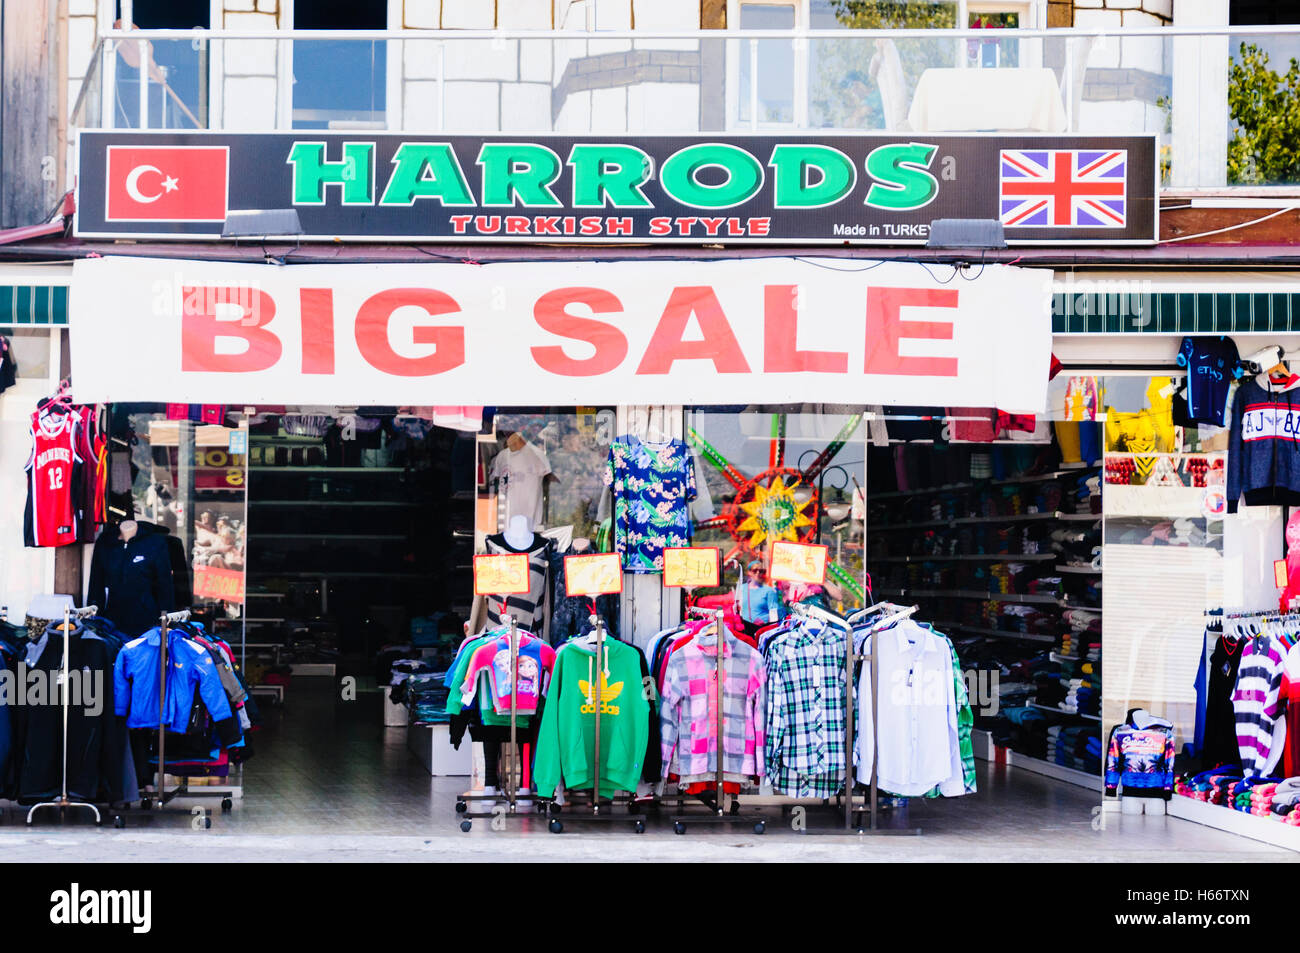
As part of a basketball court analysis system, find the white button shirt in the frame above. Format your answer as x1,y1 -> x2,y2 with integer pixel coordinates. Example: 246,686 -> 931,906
856,619 -> 962,796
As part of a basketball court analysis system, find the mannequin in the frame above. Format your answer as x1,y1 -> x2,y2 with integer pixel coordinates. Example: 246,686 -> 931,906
503,514 -> 534,551
119,519 -> 138,542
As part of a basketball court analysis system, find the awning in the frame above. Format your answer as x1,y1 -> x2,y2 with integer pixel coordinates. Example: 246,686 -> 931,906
0,284 -> 69,326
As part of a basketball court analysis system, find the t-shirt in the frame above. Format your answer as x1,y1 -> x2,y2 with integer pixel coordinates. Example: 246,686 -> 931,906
1176,335 -> 1240,427
491,442 -> 551,528
603,435 -> 696,573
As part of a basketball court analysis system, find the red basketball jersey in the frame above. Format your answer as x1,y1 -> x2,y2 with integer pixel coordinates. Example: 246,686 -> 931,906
24,409 -> 82,548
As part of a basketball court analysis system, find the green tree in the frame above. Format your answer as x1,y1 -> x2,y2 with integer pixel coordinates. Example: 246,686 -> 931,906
1228,42 -> 1300,184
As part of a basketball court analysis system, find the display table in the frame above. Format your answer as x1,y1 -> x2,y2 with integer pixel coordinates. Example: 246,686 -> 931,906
407,723 -> 473,776
908,67 -> 1067,132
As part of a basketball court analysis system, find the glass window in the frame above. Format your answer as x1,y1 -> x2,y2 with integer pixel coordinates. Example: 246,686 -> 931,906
129,412 -> 248,645
6,329 -> 52,380
292,2 -> 387,131
807,0 -> 959,130
1098,373 -> 1223,761
686,407 -> 869,612
968,10 -> 1021,68
738,4 -> 797,125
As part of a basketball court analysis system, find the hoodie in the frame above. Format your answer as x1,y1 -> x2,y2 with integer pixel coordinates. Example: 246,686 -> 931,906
1226,374 -> 1300,513
1105,708 -> 1176,799
87,523 -> 176,638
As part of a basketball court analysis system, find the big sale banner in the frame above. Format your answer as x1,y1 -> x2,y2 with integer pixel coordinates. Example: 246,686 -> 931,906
69,256 -> 1053,411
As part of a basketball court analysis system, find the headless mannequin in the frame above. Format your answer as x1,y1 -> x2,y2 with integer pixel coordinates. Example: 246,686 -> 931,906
119,519 -> 138,543
503,514 -> 533,550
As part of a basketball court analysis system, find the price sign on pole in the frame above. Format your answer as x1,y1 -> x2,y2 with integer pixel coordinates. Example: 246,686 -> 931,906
564,552 -> 623,596
473,553 -> 531,595
769,541 -> 829,585
663,547 -> 721,588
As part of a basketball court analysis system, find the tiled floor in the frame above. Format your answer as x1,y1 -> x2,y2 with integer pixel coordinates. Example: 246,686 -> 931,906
2,677 -> 1297,862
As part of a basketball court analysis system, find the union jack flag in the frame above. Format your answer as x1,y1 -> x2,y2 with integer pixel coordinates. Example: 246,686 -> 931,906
999,149 -> 1128,228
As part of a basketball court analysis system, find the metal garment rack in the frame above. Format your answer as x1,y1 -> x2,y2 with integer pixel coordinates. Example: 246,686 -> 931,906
143,608 -> 219,823
26,604 -> 113,827
543,615 -> 643,834
669,606 -> 767,834
456,615 -> 531,831
788,600 -> 922,836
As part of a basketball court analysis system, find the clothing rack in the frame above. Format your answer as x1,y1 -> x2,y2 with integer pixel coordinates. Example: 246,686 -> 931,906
146,609 -> 205,819
543,614 -> 644,834
789,599 -> 922,836
26,604 -> 117,827
457,614 -> 530,831
669,606 -> 767,834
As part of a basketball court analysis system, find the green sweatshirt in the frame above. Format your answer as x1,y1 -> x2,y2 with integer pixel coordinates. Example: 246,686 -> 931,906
533,638 -> 649,798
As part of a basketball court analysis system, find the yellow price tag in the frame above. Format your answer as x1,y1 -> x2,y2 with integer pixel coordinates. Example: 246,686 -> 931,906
769,541 -> 829,585
663,547 -> 720,588
474,553 -> 531,596
1276,559 -> 1289,590
565,553 -> 623,597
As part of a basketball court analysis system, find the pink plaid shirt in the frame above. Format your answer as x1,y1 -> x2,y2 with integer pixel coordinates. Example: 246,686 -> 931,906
660,631 -> 766,779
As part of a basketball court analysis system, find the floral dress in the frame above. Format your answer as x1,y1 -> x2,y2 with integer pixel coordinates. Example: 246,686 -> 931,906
603,435 -> 696,573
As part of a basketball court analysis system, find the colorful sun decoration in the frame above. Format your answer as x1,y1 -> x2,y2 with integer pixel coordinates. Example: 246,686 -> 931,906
736,474 -> 815,548
686,414 -> 867,603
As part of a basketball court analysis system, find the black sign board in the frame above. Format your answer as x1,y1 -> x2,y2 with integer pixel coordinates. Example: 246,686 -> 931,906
75,130 -> 1157,245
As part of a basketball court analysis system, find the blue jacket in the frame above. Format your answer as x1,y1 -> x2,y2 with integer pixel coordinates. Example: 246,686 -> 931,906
1227,377 -> 1300,513
113,627 -> 239,745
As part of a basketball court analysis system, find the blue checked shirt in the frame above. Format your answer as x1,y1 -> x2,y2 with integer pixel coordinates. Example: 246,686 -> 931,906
764,617 -> 848,799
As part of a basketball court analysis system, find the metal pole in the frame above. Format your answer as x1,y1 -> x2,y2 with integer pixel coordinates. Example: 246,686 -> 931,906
869,628 -> 879,830
714,608 -> 724,814
507,615 -> 518,812
59,606 -> 71,805
845,623 -> 854,831
592,616 -> 603,815
157,613 -> 167,806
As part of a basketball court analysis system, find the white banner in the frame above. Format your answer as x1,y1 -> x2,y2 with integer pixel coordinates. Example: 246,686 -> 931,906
69,256 -> 1053,411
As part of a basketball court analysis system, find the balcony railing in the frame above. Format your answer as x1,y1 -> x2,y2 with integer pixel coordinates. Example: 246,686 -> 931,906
68,26 -> 1300,191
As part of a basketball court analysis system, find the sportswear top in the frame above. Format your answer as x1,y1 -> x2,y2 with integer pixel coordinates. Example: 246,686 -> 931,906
1176,335 -> 1239,426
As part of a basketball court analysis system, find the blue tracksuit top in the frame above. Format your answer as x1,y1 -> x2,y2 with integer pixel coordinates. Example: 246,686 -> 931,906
114,627 -> 234,733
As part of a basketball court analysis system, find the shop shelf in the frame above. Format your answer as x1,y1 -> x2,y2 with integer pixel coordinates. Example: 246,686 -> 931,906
878,587 -> 1060,605
871,553 -> 1057,563
1030,702 -> 1101,722
931,620 -> 1056,643
873,511 -> 1099,531
1057,565 -> 1101,574
870,467 -> 1101,501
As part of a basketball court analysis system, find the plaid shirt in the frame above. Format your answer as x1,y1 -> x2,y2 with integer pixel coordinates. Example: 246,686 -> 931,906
764,617 -> 848,799
660,631 -> 766,779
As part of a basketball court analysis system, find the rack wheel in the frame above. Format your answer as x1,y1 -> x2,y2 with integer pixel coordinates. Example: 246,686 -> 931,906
549,819 -> 564,834
221,798 -> 233,813
459,820 -> 472,833
753,821 -> 766,835
674,821 -> 686,835
548,802 -> 562,816
113,816 -> 126,829
202,816 -> 212,830
634,820 -> 646,834
455,801 -> 467,814
140,797 -> 152,811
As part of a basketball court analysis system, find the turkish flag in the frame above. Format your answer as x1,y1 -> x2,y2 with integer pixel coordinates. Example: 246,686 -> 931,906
105,146 -> 229,222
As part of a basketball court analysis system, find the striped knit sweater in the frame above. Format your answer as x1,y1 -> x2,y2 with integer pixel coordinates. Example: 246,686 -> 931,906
1232,634 -> 1286,776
